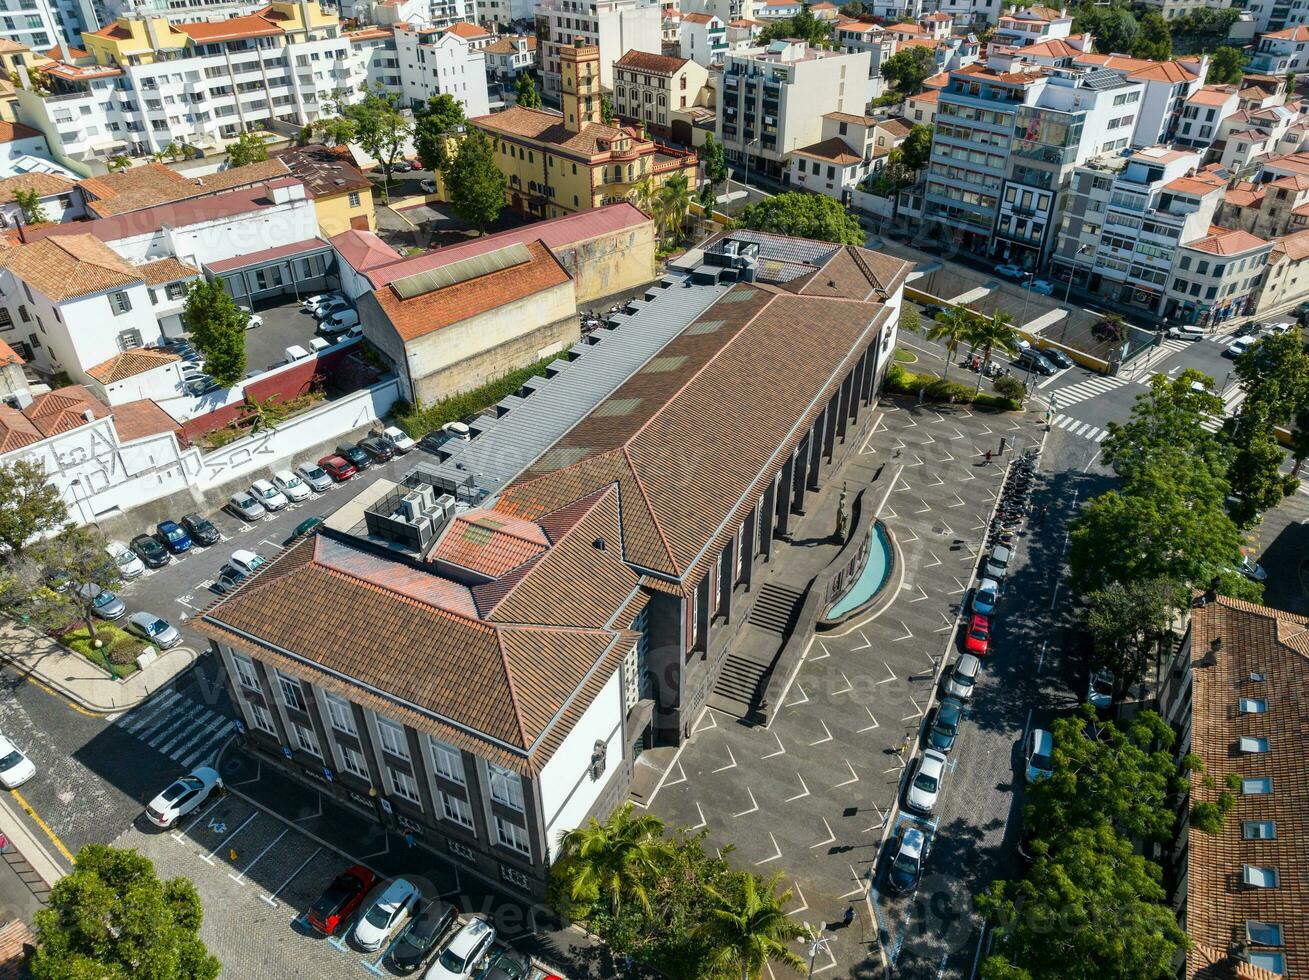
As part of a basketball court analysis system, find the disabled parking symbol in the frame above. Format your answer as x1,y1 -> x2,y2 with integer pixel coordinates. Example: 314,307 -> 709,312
207,817 -> 227,835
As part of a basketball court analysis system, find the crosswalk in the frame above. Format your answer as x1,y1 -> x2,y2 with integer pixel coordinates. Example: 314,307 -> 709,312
1052,414 -> 1109,443
1044,373 -> 1136,410
111,687 -> 237,770
1201,387 -> 1246,433
1125,338 -> 1191,377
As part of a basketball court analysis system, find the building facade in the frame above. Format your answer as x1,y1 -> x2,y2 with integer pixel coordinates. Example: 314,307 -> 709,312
393,22 -> 490,116
612,48 -> 707,139
535,0 -> 661,101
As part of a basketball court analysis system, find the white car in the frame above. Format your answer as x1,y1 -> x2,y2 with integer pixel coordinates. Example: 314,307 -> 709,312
229,549 -> 266,577
355,878 -> 421,952
419,178 -> 437,194
1166,325 -> 1204,340
973,577 -> 1000,616
106,540 -> 145,579
945,653 -> 981,700
249,478 -> 289,512
237,306 -> 263,329
1237,553 -> 1268,582
984,544 -> 1011,579
302,292 -> 343,313
144,766 -> 222,828
0,734 -> 36,789
1263,321 -> 1294,336
425,916 -> 496,980
381,426 -> 416,454
1087,668 -> 1114,710
1025,728 -> 1054,783
271,469 -> 311,502
906,749 -> 947,813
1225,337 -> 1255,359
295,461 -> 332,493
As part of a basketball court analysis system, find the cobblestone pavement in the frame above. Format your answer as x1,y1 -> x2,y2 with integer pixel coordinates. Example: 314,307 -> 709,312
644,399 -> 1040,978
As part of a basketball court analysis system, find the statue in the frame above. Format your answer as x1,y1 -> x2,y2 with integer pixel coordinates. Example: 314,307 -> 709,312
835,482 -> 848,544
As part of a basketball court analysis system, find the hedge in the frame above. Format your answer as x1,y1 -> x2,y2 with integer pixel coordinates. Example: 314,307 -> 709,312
392,355 -> 557,438
886,363 -> 1021,411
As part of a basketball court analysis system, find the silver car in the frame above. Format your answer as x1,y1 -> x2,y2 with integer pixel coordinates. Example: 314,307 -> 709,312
127,612 -> 181,649
228,491 -> 266,522
984,544 -> 1011,579
295,461 -> 332,492
945,654 -> 981,700
80,584 -> 126,621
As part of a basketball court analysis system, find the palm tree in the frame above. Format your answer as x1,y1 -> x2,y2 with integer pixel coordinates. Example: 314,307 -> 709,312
968,310 -> 1020,393
925,305 -> 974,382
628,177 -> 657,218
697,871 -> 805,980
655,174 -> 691,243
555,803 -> 665,920
107,154 -> 131,173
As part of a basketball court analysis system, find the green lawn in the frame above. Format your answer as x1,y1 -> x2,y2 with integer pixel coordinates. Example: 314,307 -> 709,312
893,349 -> 918,364
61,623 -> 143,676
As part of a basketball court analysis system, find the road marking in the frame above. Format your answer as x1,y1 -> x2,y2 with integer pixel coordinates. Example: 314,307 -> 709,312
753,832 -> 782,865
893,621 -> 913,642
1036,640 -> 1047,675
784,683 -> 810,708
852,630 -> 873,651
879,661 -> 897,684
690,802 -> 707,830
8,789 -> 75,864
762,733 -> 786,759
858,708 -> 880,732
831,670 -> 854,696
732,787 -> 759,818
172,794 -> 226,839
227,828 -> 288,884
200,810 -> 256,865
691,709 -> 719,735
809,720 -> 834,746
259,846 -> 320,907
784,773 -> 810,803
810,641 -> 830,661
809,818 -> 836,849
833,760 -> 860,788
711,745 -> 737,773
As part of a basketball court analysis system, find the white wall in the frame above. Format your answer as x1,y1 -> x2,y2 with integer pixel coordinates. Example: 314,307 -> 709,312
92,360 -> 190,407
539,668 -> 625,860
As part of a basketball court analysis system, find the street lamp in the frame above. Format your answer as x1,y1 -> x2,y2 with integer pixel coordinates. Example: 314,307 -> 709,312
1061,244 -> 1094,341
741,135 -> 760,203
806,926 -> 833,978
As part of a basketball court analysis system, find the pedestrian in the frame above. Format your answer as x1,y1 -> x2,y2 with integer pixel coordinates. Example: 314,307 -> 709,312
843,905 -> 856,928
1041,504 -> 1049,520
984,450 -> 993,464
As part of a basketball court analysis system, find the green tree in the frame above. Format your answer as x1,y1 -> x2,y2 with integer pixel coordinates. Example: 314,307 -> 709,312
696,871 -> 805,980
1084,579 -> 1175,696
326,87 -> 412,203
601,94 -> 615,125
515,72 -> 541,108
224,130 -> 268,168
654,173 -> 691,242
554,803 -> 666,920
899,305 -> 920,336
1224,403 -> 1296,526
967,310 -> 1018,393
445,128 -> 506,234
1130,12 -> 1172,59
0,458 -> 67,556
1232,327 -> 1309,428
629,176 -> 657,215
1100,371 -> 1228,483
1207,45 -> 1248,84
838,0 -> 865,15
880,46 -> 937,93
926,306 -> 974,382
737,191 -> 863,245
0,527 -> 120,644
758,7 -> 831,46
13,187 -> 48,224
700,132 -> 728,204
30,844 -> 220,980
413,93 -> 466,173
1288,70 -> 1298,95
899,123 -> 933,173
107,154 -> 131,173
993,374 -> 1025,404
1289,402 -> 1309,476
182,278 -> 247,388
1073,3 -> 1138,55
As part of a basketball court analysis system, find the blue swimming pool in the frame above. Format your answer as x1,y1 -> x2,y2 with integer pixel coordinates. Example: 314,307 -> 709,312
825,522 -> 893,621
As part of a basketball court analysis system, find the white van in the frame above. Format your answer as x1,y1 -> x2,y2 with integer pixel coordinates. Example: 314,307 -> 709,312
442,420 -> 471,442
321,309 -> 360,334
284,345 -> 311,362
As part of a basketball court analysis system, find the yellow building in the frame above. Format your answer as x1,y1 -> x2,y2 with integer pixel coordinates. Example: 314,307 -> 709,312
272,143 -> 376,236
0,40 -> 51,122
469,40 -> 698,219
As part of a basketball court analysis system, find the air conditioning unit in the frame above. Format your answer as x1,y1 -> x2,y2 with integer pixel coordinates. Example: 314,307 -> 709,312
399,491 -> 425,522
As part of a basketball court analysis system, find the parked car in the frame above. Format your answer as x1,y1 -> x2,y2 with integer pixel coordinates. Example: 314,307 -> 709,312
1237,553 -> 1268,582
425,916 -> 496,980
296,461 -> 334,492
155,520 -> 192,554
382,425 -> 416,454
1022,278 -> 1055,295
442,420 -> 472,442
186,377 -> 221,397
389,900 -> 458,973
289,516 -> 324,542
1263,321 -> 1294,336
1025,728 -> 1054,783
1015,347 -> 1056,376
945,653 -> 981,699
227,491 -> 266,522
355,878 -> 421,951
927,696 -> 965,752
1041,347 -> 1073,369
335,443 -> 372,471
358,436 -> 395,463
322,309 -> 361,334
314,298 -> 351,321
1166,324 -> 1204,340
1087,668 -> 1114,710
80,584 -> 125,621
318,454 -> 358,482
144,767 -> 222,829
126,612 -> 181,649
308,865 -> 377,936
886,825 -> 926,895
482,950 -> 533,980
228,549 -> 266,577
1225,336 -> 1255,359
419,178 -> 437,194
418,431 -> 451,454
181,513 -> 220,546
905,749 -> 948,814
249,478 -> 289,512
984,544 -> 1011,579
211,565 -> 249,595
973,578 -> 1000,616
964,614 -> 990,656
106,540 -> 145,579
271,469 -> 312,502
993,263 -> 1025,280
920,303 -> 948,320
130,533 -> 170,569
393,159 -> 415,173
302,292 -> 344,314
0,735 -> 36,789
238,307 -> 263,329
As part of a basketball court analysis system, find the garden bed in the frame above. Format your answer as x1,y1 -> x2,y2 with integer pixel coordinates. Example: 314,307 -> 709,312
886,363 -> 1023,410
60,624 -> 143,677
393,355 -> 556,437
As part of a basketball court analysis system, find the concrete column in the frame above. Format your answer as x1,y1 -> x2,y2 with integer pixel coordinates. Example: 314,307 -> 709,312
822,395 -> 838,463
836,370 -> 853,441
793,436 -> 810,512
807,413 -> 824,491
760,478 -> 776,559
776,456 -> 793,535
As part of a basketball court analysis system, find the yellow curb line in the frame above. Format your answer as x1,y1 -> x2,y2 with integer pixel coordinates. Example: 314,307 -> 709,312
20,675 -> 104,718
9,788 -> 76,865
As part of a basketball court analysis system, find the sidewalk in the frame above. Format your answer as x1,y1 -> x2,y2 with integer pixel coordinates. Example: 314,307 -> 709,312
0,619 -> 197,714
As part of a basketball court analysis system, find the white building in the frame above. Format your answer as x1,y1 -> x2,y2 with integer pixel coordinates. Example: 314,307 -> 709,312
679,10 -> 724,65
0,171 -> 86,228
393,22 -> 490,115
1250,24 -> 1309,75
789,113 -> 910,201
483,33 -> 537,82
1238,0 -> 1309,34
681,0 -> 753,26
0,0 -> 62,54
475,0 -> 533,27
536,0 -> 661,100
348,25 -> 403,98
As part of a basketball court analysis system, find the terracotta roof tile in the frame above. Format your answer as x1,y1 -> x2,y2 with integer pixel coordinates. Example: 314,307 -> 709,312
23,384 -> 109,436
272,144 -> 370,198
0,234 -> 140,301
616,48 -> 690,73
135,256 -> 198,285
472,105 -> 651,158
110,398 -> 179,441
794,136 -> 861,165
0,171 -> 75,204
79,159 -> 289,217
445,21 -> 490,38
430,509 -> 550,577
0,404 -> 41,453
330,229 -> 402,272
175,14 -> 282,42
0,338 -> 21,368
1187,227 -> 1270,255
0,917 -> 34,980
87,348 -> 179,383
1263,24 -> 1309,41
1273,227 -> 1309,261
0,120 -> 42,143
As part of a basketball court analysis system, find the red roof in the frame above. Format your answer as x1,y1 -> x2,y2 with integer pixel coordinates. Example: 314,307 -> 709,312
0,338 -> 22,367
330,229 -> 402,272
1187,227 -> 1270,255
175,14 -> 282,42
0,120 -> 42,143
112,398 -> 181,442
205,237 -> 328,274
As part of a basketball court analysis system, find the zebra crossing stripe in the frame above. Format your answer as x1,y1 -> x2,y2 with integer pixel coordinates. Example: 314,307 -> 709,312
179,721 -> 237,770
1052,415 -> 1109,442
157,709 -> 223,757
162,712 -> 227,762
120,690 -> 182,733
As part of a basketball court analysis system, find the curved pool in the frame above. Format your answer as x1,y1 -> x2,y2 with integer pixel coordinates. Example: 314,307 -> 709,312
825,522 -> 893,622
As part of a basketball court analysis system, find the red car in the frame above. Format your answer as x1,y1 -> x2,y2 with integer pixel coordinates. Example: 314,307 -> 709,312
965,613 -> 990,656
318,454 -> 357,482
307,864 -> 376,935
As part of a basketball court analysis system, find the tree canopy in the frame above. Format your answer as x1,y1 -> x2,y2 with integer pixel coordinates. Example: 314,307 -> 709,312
0,458 -> 67,555
899,123 -> 933,172
758,7 -> 831,47
699,132 -> 728,205
515,72 -> 541,109
445,127 -> 506,234
413,93 -> 465,173
1207,45 -> 1248,84
880,46 -> 937,94
224,130 -> 268,168
0,527 -> 121,643
1084,578 -> 1175,693
737,192 -> 863,245
13,188 -> 48,224
182,278 -> 247,388
1130,12 -> 1171,60
323,87 -> 411,202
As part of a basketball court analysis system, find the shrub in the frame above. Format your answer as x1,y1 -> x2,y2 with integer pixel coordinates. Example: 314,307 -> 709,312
1190,790 -> 1235,835
992,375 -> 1026,403
61,625 -> 143,674
975,392 -> 1021,411
393,354 -> 556,437
926,378 -> 974,403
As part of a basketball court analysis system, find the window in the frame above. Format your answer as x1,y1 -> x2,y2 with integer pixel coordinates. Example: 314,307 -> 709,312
1243,777 -> 1272,795
441,791 -> 473,827
1243,865 -> 1279,888
1240,697 -> 1267,713
487,762 -> 524,810
323,692 -> 356,735
375,717 -> 409,759
429,737 -> 464,784
339,745 -> 369,779
277,671 -> 305,711
494,815 -> 531,855
347,191 -> 360,207
165,281 -> 186,301
292,722 -> 320,756
1243,820 -> 1276,839
1248,952 -> 1285,974
116,329 -> 142,352
1246,921 -> 1283,947
18,305 -> 29,323
1239,736 -> 1269,753
389,766 -> 421,804
110,291 -> 132,315
0,309 -> 10,329
231,653 -> 259,690
248,700 -> 276,735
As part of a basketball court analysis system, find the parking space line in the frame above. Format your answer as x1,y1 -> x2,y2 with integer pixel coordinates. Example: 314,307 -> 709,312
172,794 -> 226,839
227,828 -> 288,884
752,832 -> 781,865
200,810 -> 257,865
260,846 -> 321,907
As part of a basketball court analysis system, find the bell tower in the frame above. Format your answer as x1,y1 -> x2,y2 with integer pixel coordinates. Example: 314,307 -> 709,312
561,38 -> 602,133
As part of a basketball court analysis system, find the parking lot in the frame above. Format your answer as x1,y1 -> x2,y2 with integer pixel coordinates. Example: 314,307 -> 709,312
242,297 -> 339,374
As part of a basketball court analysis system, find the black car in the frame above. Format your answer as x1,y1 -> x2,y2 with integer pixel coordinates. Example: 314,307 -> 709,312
483,949 -> 533,980
130,533 -> 170,569
1015,348 -> 1056,376
389,900 -> 458,973
886,825 -> 926,895
921,303 -> 948,320
181,513 -> 221,547
392,160 -> 415,173
335,443 -> 372,471
357,436 -> 395,463
417,431 -> 451,454
186,377 -> 221,396
211,564 -> 249,595
926,696 -> 964,752
1041,347 -> 1073,369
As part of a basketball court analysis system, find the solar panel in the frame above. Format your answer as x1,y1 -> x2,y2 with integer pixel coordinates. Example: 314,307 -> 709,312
390,242 -> 533,300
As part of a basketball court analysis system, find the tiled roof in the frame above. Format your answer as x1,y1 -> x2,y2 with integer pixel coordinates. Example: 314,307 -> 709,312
1165,173 -> 1226,196
1224,181 -> 1265,207
1019,37 -> 1083,59
445,21 -> 490,38
1274,227 -> 1309,261
682,11 -> 718,24
1188,85 -> 1238,106
111,398 -> 180,441
1270,173 -> 1309,191
823,110 -> 875,125
0,120 -> 41,143
1187,227 -> 1269,255
330,229 -> 402,272
0,171 -> 74,204
372,238 -> 571,342
1263,23 -> 1309,40
909,89 -> 940,103
205,237 -> 327,275
272,144 -> 370,198
0,338 -> 21,368
23,384 -> 109,436
483,34 -> 535,53
472,105 -> 650,158
615,49 -> 689,74
1180,596 -> 1309,980
0,234 -> 140,301
0,404 -> 42,453
87,348 -> 179,383
879,116 -> 914,138
78,159 -> 289,218
794,136 -> 861,164
136,256 -> 198,285
430,509 -> 550,577
0,917 -> 34,980
1129,60 -> 1198,83
174,14 -> 282,41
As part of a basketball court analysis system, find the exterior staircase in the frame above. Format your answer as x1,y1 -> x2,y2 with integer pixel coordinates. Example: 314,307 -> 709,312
746,583 -> 806,634
709,584 -> 808,721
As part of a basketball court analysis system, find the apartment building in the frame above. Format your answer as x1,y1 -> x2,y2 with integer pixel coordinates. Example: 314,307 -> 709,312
476,0 -> 533,27
788,112 -> 909,201
1242,0 -> 1309,33
1217,152 -> 1309,239
717,40 -> 870,179
1215,100 -> 1308,173
0,0 -> 62,53
1174,84 -> 1239,150
535,0 -> 660,100
482,33 -> 536,83
1135,0 -> 1227,19
347,25 -> 402,98
471,41 -> 697,217
1253,227 -> 1309,315
202,228 -> 911,897
393,22 -> 490,116
753,0 -> 799,18
678,11 -> 724,66
1159,596 -> 1308,980
682,0 -> 753,25
1163,226 -> 1271,325
1250,23 -> 1309,75
988,4 -> 1073,53
612,49 -> 706,139
1068,51 -> 1206,147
